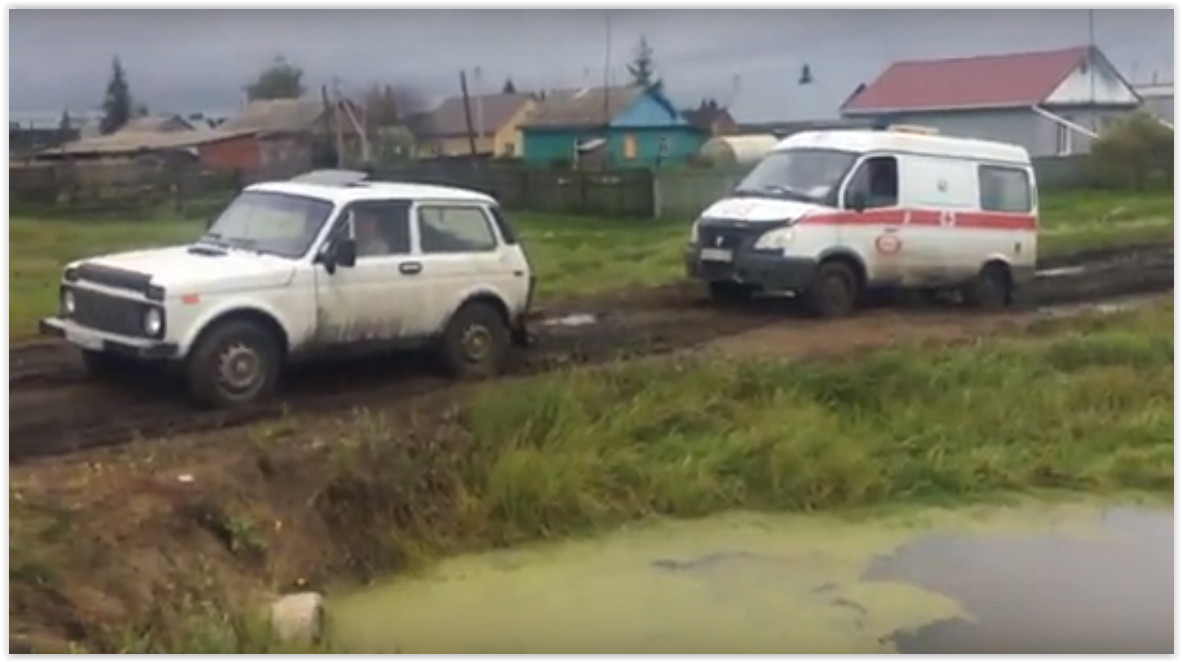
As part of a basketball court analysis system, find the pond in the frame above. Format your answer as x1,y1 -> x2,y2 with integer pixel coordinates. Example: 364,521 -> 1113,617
328,501 -> 1172,654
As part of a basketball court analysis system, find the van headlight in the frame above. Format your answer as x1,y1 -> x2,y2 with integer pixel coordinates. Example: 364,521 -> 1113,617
689,219 -> 701,244
753,227 -> 795,250
143,308 -> 164,337
61,288 -> 76,316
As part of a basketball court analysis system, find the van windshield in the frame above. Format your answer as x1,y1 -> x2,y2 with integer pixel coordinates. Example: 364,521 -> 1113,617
733,148 -> 858,204
198,191 -> 335,259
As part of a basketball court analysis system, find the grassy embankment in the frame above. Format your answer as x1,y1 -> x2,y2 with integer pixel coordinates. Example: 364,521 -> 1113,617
10,298 -> 1173,652
8,189 -> 1173,340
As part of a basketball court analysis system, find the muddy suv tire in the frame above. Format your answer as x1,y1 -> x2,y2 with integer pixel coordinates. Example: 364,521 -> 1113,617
186,320 -> 281,409
962,263 -> 1011,311
708,282 -> 756,305
439,301 -> 511,380
803,260 -> 859,318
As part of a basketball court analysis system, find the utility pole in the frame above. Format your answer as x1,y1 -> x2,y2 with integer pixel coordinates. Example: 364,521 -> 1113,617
601,10 -> 613,169
1088,9 -> 1096,132
459,69 -> 479,160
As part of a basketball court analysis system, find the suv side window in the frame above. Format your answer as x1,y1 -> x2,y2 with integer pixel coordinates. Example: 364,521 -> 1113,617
843,155 -> 899,209
417,205 -> 498,254
329,201 -> 412,258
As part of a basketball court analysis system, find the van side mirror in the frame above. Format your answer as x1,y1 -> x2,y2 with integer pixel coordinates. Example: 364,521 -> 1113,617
847,190 -> 868,213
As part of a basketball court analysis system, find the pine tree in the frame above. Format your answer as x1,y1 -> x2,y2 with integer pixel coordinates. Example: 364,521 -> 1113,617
502,77 -> 518,94
626,36 -> 657,87
100,56 -> 132,135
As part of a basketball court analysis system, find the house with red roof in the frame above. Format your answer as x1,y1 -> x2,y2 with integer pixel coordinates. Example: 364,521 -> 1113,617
841,46 -> 1142,157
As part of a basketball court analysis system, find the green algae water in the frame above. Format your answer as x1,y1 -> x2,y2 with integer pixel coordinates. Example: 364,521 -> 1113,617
328,501 -> 1172,654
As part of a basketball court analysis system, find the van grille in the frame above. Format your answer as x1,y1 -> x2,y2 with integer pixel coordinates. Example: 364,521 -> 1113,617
72,289 -> 147,337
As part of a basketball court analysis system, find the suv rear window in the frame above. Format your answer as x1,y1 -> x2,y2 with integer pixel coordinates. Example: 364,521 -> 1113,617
487,206 -> 520,245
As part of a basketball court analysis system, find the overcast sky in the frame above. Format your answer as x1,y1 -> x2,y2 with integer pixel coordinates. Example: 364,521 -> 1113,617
9,9 -> 1175,122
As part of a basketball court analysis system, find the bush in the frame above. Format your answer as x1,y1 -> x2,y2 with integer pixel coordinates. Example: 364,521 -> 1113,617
1090,111 -> 1173,190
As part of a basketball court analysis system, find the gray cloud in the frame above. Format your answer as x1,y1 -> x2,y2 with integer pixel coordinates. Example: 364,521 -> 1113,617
9,9 -> 1174,121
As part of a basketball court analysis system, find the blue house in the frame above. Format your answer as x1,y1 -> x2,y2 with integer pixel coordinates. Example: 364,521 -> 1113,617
520,84 -> 707,168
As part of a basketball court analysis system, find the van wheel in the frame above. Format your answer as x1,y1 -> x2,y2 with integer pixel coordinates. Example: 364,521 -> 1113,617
708,282 -> 755,305
963,263 -> 1011,311
440,301 -> 511,380
804,261 -> 859,318
186,320 -> 281,409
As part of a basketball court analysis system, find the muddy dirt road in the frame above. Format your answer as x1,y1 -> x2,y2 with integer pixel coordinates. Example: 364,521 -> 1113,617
9,243 -> 1173,461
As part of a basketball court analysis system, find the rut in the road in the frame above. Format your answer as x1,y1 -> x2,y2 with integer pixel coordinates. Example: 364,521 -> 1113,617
9,242 -> 1173,461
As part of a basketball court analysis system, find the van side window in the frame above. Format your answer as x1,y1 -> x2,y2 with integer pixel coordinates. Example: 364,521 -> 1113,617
978,166 -> 1032,213
844,156 -> 898,209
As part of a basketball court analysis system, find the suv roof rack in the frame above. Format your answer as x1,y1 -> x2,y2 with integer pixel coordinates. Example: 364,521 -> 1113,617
290,169 -> 373,187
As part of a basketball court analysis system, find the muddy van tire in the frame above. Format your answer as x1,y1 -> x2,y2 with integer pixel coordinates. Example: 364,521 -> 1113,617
803,260 -> 859,318
440,301 -> 511,380
186,320 -> 281,409
708,282 -> 756,305
963,263 -> 1011,311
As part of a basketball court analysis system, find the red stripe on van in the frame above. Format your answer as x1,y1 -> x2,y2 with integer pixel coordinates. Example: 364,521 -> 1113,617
799,209 -> 1037,230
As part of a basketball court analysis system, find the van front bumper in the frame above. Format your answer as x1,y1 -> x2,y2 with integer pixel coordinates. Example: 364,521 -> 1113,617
684,246 -> 817,292
39,317 -> 178,360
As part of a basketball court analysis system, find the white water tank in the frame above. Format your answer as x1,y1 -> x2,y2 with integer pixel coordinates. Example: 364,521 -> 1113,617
698,134 -> 779,167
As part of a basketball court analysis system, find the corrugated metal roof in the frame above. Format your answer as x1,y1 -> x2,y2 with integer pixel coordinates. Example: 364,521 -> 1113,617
414,93 -> 534,137
843,46 -> 1092,114
520,85 -> 644,129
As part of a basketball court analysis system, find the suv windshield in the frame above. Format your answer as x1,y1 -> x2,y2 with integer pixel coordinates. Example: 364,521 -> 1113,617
200,190 -> 335,258
734,148 -> 858,204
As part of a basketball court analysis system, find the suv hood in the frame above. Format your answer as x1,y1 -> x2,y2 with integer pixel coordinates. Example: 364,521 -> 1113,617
76,245 -> 297,294
700,196 -> 826,224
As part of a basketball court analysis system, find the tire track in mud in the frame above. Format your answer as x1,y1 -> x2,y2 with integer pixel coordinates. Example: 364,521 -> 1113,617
9,242 -> 1173,462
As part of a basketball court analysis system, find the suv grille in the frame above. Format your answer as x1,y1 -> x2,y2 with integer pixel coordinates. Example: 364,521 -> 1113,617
72,289 -> 146,337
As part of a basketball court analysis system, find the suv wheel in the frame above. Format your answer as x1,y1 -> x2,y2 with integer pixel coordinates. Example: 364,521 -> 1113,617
803,260 -> 859,318
187,320 -> 281,409
708,282 -> 756,305
962,263 -> 1011,311
439,301 -> 511,379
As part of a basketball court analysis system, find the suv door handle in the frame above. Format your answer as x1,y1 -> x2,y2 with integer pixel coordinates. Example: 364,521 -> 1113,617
399,261 -> 422,276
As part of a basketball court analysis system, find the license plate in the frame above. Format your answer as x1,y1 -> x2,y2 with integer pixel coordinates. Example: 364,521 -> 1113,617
700,248 -> 733,263
66,326 -> 103,350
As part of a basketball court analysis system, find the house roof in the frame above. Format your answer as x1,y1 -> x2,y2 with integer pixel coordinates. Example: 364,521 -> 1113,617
220,98 -> 328,134
38,127 -> 254,157
413,93 -> 534,137
120,115 -> 194,133
520,85 -> 645,129
843,46 -> 1099,114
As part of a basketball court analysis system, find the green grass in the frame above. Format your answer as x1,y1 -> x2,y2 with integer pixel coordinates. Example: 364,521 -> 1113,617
8,189 -> 1171,339
14,301 -> 1174,652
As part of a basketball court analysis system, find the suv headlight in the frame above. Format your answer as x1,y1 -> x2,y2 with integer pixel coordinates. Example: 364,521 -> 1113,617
143,307 -> 164,337
61,288 -> 76,316
753,227 -> 796,250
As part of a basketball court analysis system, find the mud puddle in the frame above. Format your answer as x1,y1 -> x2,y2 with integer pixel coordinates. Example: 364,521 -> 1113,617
328,502 -> 1172,654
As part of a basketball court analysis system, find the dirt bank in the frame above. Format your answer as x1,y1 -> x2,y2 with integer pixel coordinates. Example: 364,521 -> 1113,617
9,293 -> 1174,652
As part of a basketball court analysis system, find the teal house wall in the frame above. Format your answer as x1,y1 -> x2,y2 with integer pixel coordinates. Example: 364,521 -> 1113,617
521,85 -> 707,168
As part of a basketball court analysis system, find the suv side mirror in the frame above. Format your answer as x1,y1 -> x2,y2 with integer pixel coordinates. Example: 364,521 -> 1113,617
334,238 -> 357,268
847,189 -> 868,213
317,237 -> 357,275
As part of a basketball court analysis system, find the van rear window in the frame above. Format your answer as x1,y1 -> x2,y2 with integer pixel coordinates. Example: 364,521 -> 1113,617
978,166 -> 1033,213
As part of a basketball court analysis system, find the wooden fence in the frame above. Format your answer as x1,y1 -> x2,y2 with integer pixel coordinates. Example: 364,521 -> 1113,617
10,153 -> 1114,220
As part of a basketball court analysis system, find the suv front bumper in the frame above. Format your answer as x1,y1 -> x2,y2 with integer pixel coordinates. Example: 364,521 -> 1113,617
684,246 -> 818,292
39,316 -> 178,360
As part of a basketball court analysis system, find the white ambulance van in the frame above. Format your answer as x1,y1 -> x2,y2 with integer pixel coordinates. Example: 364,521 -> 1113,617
685,126 -> 1039,317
